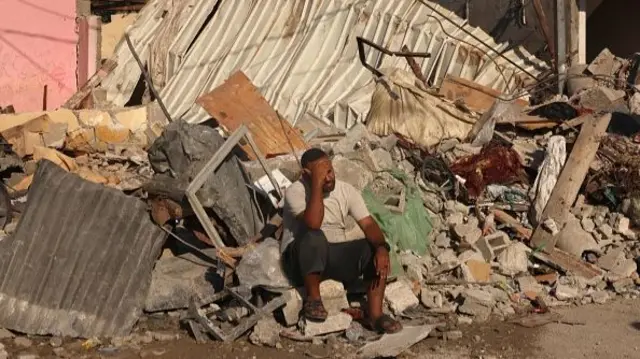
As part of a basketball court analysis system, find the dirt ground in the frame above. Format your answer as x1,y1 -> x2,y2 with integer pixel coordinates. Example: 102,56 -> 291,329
5,299 -> 640,359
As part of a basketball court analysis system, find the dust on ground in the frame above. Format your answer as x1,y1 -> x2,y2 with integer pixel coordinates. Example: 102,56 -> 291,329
6,299 -> 640,359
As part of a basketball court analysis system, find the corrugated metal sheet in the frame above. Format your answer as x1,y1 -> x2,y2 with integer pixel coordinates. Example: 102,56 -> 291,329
0,160 -> 165,338
101,0 -> 548,129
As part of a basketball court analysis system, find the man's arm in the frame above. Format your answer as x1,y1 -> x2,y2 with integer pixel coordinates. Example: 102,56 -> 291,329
301,184 -> 324,229
357,216 -> 386,248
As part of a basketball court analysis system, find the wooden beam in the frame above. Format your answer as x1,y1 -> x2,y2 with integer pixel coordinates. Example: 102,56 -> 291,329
530,113 -> 612,251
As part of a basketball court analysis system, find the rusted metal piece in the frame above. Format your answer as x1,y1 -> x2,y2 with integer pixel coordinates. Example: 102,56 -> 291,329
401,45 -> 428,85
189,288 -> 287,342
449,144 -> 527,199
357,37 -> 430,78
532,248 -> 603,279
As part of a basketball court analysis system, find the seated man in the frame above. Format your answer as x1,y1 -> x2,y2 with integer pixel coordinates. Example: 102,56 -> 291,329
281,148 -> 402,334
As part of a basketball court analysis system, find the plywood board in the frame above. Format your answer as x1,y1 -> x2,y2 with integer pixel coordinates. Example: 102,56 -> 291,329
197,71 -> 307,160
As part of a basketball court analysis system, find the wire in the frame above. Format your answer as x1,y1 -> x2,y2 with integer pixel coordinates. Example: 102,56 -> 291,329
160,226 -> 219,268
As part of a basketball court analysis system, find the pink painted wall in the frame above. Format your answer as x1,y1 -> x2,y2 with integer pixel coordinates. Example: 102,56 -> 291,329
0,0 -> 78,111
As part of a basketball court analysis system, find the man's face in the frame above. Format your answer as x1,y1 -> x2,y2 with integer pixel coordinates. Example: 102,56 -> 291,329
305,157 -> 336,193
321,158 -> 336,193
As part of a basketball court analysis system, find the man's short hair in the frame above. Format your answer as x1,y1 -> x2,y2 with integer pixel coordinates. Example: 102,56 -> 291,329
301,148 -> 328,168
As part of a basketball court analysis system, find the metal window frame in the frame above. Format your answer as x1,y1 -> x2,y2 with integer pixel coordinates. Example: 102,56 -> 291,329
186,124 -> 281,249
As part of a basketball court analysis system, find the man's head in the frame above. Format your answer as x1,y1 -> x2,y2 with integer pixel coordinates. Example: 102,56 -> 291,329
301,148 -> 336,193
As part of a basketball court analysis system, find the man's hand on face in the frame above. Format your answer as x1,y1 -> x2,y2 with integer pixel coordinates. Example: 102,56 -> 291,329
374,246 -> 390,287
305,160 -> 332,190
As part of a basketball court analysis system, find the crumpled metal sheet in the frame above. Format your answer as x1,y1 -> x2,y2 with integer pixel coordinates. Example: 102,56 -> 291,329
450,144 -> 526,198
0,160 -> 166,338
100,0 -> 547,129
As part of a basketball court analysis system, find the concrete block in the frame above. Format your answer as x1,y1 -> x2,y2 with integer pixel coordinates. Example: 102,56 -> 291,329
475,231 -> 511,262
496,243 -> 530,276
384,280 -> 419,315
420,289 -> 443,309
437,249 -> 458,264
461,260 -> 492,283
435,232 -> 451,248
280,288 -> 303,326
462,289 -> 496,307
302,312 -> 352,337
458,249 -> 485,264
332,123 -> 369,155
611,259 -> 638,278
591,291 -> 610,304
581,218 -> 596,233
320,280 -> 349,315
453,218 -> 482,245
554,284 -> 580,301
597,246 -> 625,271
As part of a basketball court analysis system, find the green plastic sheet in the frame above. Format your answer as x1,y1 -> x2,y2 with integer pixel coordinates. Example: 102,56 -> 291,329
362,170 -> 433,276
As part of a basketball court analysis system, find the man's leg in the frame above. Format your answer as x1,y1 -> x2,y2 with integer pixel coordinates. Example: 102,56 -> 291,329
324,239 -> 401,333
288,230 -> 330,321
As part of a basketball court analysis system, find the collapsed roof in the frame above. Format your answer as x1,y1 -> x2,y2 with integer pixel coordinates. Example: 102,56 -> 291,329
101,0 -> 548,129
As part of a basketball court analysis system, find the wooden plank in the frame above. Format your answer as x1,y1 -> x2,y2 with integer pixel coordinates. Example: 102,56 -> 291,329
529,113 -> 612,251
492,209 -> 532,240
439,75 -> 528,113
63,59 -> 117,110
196,71 -> 308,160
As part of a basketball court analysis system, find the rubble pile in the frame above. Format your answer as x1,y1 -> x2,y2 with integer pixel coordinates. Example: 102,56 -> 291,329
0,1 -> 638,355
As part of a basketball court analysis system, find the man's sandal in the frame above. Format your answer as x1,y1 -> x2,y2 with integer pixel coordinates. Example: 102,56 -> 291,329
371,314 -> 403,334
303,299 -> 328,322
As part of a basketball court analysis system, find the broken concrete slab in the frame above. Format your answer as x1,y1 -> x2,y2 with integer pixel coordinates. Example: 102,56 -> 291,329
280,288 -> 303,327
578,87 -> 625,112
331,156 -> 375,191
145,254 -> 221,312
610,259 -> 638,278
332,123 -> 369,155
496,242 -> 530,276
597,246 -> 625,271
302,312 -> 352,337
462,260 -> 492,283
384,280 -> 419,315
0,161 -> 166,337
236,239 -> 291,290
555,217 -> 600,257
517,276 -> 544,296
554,284 -> 581,301
356,325 -> 435,359
463,289 -> 496,307
587,48 -> 623,78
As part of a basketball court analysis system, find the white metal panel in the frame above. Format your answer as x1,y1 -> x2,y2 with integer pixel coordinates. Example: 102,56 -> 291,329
99,0 -> 549,129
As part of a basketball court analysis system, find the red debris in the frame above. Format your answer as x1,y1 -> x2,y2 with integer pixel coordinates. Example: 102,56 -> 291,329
449,143 -> 526,198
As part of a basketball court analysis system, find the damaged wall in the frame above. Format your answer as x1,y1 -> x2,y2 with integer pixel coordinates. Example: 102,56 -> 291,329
0,0 -> 79,111
587,0 -> 640,62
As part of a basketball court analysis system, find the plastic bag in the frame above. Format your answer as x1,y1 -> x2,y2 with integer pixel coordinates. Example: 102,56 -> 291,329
362,170 -> 433,276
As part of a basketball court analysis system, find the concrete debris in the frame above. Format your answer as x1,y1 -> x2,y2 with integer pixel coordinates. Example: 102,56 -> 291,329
249,318 -> 282,347
384,281 -> 419,315
319,280 -> 349,315
302,313 -> 352,337
554,284 -> 581,301
476,231 -> 511,262
591,291 -> 610,304
496,243 -> 530,276
420,289 -> 443,309
357,325 -> 435,359
461,260 -> 492,283
280,289 -> 303,327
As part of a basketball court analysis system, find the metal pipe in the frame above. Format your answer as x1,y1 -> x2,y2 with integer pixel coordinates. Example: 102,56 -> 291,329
124,32 -> 174,123
556,0 -> 567,93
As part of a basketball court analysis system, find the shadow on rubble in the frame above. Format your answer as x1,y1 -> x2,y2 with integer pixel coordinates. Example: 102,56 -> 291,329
629,321 -> 640,331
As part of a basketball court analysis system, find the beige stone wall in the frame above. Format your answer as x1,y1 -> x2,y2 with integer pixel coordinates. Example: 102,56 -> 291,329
101,13 -> 138,60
